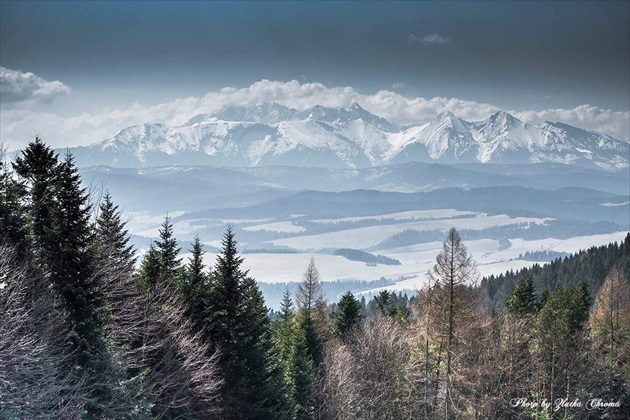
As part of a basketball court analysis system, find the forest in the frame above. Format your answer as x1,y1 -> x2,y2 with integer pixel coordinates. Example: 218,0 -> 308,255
1,138 -> 629,419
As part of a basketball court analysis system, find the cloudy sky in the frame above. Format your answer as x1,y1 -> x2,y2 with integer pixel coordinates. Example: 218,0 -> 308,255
1,1 -> 629,149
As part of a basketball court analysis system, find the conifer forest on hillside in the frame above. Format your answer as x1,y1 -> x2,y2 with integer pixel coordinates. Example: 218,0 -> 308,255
1,139 -> 629,419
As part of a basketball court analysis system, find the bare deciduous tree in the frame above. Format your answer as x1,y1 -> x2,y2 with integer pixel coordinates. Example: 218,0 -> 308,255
427,228 -> 478,419
0,243 -> 88,418
297,257 -> 323,313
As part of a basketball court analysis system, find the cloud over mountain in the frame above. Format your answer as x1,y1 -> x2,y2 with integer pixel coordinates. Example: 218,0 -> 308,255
1,79 -> 628,150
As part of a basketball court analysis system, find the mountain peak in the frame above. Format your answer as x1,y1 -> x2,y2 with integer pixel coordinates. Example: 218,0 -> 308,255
347,102 -> 365,111
72,102 -> 628,172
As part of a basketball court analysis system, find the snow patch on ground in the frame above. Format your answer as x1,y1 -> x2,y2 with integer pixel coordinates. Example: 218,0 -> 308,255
311,209 -> 477,224
271,215 -> 549,251
243,221 -> 306,233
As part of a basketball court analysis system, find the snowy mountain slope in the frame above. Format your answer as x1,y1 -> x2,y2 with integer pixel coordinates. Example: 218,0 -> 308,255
70,103 -> 630,171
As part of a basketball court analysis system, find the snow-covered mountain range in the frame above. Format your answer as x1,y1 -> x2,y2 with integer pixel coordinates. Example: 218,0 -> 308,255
70,103 -> 630,171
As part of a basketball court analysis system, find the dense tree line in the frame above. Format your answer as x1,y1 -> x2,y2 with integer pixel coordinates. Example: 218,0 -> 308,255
482,233 -> 630,307
1,139 -> 628,419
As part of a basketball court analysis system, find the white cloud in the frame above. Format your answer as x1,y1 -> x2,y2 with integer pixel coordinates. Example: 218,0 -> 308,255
512,105 -> 630,141
391,82 -> 406,90
1,79 -> 628,150
409,34 -> 450,45
0,67 -> 70,104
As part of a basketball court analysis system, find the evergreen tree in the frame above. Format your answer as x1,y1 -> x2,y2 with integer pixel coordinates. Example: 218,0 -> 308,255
275,289 -> 297,367
154,215 -> 182,282
50,154 -> 102,361
51,153 -> 108,414
273,289 -> 298,417
290,325 -> 316,420
180,236 -> 210,332
0,150 -> 28,255
138,243 -> 161,290
538,289 -> 550,310
334,291 -> 363,338
534,283 -> 592,416
207,228 -> 289,419
95,192 -> 135,270
12,137 -> 59,264
295,308 -> 324,369
505,274 -> 537,316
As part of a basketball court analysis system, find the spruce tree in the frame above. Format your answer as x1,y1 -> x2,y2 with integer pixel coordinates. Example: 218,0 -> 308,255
12,137 -> 59,264
95,192 -> 135,270
505,274 -> 537,316
52,153 -> 108,414
0,152 -> 28,255
50,154 -> 102,360
334,291 -> 363,338
295,308 -> 324,369
290,325 -> 316,420
276,289 -> 297,367
138,243 -> 161,289
154,215 -> 181,282
207,228 -> 290,419
180,236 -> 210,333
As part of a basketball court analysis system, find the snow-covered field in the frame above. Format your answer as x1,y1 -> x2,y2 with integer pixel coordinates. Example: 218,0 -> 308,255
127,202 -> 628,299
180,232 -> 629,297
243,221 -> 306,233
311,209 -> 475,224
271,214 -> 550,251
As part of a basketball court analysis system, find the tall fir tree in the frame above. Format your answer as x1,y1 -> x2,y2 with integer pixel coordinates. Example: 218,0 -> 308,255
333,291 -> 363,339
154,215 -> 182,282
50,154 -> 102,361
138,243 -> 161,290
207,228 -> 290,419
52,153 -> 109,414
180,236 -> 211,333
505,274 -> 537,316
0,151 -> 28,255
12,137 -> 59,264
295,308 -> 324,370
95,192 -> 135,270
275,289 -> 297,368
289,324 -> 317,420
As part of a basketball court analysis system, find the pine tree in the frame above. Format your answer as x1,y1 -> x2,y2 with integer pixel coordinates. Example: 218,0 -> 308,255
290,324 -> 316,420
295,308 -> 324,370
95,192 -> 135,270
50,154 -> 102,359
207,228 -> 289,419
180,236 -> 210,332
505,274 -> 537,316
138,243 -> 161,290
534,283 -> 592,416
154,215 -> 181,282
276,289 -> 297,367
12,137 -> 59,264
51,153 -> 108,414
334,291 -> 363,339
0,149 -> 28,255
273,289 -> 298,417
